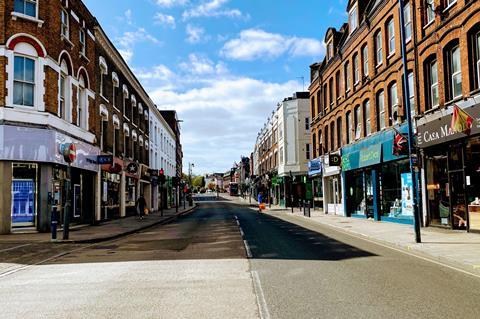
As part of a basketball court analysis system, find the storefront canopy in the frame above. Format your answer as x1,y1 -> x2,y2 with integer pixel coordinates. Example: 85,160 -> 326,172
341,124 -> 408,171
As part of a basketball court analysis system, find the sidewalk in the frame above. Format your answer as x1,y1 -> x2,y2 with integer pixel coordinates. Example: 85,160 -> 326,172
226,194 -> 480,276
0,205 -> 197,245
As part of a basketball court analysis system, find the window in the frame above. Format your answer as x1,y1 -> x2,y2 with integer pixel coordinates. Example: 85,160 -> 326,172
377,91 -> 386,130
61,9 -> 69,39
362,45 -> 369,76
101,119 -> 108,152
329,78 -> 334,105
335,71 -> 341,99
330,122 -> 335,150
327,41 -> 334,61
114,127 -> 120,157
389,82 -> 399,125
14,0 -> 37,17
337,117 -> 343,148
375,31 -> 383,65
446,45 -> 462,100
78,76 -> 87,129
446,0 -> 457,9
323,84 -> 328,110
311,96 -> 316,118
471,30 -> 480,90
280,147 -> 284,164
387,19 -> 395,55
13,56 -> 35,107
349,4 -> 358,33
345,62 -> 351,91
312,133 -> 317,159
306,144 -> 310,160
324,124 -> 329,152
354,105 -> 362,140
346,111 -> 352,144
404,2 -> 412,42
426,0 -> 435,25
364,100 -> 371,136
408,72 -> 415,117
426,59 -> 439,110
305,117 -> 310,130
353,53 -> 359,84
79,29 -> 86,55
59,73 -> 66,120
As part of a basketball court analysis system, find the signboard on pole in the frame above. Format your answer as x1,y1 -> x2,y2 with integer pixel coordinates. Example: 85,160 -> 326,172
401,173 -> 414,216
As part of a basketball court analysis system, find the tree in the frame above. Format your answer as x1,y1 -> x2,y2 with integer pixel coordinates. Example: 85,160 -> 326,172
192,176 -> 205,188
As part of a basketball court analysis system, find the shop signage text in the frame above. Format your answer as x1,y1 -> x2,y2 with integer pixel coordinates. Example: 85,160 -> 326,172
329,154 -> 342,167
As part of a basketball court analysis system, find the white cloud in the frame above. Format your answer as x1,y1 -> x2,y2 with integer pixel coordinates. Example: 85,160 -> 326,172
115,28 -> 161,63
149,76 -> 301,173
185,24 -> 206,43
182,0 -> 244,20
124,9 -> 133,25
220,28 -> 325,61
179,54 -> 228,75
136,64 -> 175,81
154,13 -> 176,28
156,0 -> 188,7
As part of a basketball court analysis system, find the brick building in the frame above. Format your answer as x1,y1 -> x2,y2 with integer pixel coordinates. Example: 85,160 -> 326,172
0,0 -> 182,234
309,0 -> 480,232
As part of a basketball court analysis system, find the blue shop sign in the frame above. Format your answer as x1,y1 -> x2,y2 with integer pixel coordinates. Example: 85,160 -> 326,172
341,124 -> 408,171
308,158 -> 323,177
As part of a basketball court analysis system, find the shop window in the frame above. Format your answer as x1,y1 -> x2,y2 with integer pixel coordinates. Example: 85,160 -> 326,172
362,44 -> 369,76
426,150 -> 450,226
337,117 -> 343,148
12,163 -> 38,227
466,137 -> 480,231
403,2 -> 412,42
387,18 -> 395,56
14,0 -> 37,18
380,160 -> 411,220
375,30 -> 383,66
13,55 -> 35,107
376,90 -> 386,130
444,42 -> 462,101
363,99 -> 371,136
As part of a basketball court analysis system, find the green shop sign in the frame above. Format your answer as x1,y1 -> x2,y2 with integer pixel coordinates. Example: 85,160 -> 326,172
342,151 -> 359,171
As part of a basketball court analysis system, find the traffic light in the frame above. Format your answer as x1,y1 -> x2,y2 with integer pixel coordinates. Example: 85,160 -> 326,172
159,168 -> 166,184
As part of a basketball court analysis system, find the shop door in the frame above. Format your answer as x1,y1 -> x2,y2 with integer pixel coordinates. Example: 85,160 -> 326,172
332,178 -> 339,214
11,179 -> 36,227
449,171 -> 467,230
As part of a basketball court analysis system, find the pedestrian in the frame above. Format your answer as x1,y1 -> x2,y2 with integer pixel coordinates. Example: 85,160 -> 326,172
257,191 -> 264,212
136,194 -> 147,220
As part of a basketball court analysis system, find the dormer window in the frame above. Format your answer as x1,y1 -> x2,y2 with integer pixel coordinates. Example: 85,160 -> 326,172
327,40 -> 334,61
349,3 -> 358,33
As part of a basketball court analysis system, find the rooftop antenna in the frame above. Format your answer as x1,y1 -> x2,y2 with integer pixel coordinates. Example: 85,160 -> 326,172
297,76 -> 305,91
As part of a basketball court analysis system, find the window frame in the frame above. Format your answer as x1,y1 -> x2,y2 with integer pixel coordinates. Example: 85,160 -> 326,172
353,53 -> 359,85
404,2 -> 412,42
14,0 -> 38,18
13,54 -> 36,107
450,45 -> 462,99
349,3 -> 358,33
375,31 -> 383,66
362,44 -> 369,76
345,61 -> 351,92
61,9 -> 70,39
377,91 -> 386,130
364,100 -> 371,136
429,59 -> 439,109
387,18 -> 395,56
79,28 -> 86,56
389,82 -> 399,125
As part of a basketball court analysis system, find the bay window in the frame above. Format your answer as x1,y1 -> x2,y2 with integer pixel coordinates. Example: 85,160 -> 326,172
13,56 -> 35,107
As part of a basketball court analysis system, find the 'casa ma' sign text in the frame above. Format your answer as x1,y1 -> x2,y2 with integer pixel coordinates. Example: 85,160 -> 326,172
417,104 -> 480,148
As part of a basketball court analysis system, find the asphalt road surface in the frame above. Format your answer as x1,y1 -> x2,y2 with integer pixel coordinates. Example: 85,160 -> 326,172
1,198 -> 480,319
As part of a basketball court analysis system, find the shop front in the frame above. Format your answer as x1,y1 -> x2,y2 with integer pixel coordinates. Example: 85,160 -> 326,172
308,157 -> 323,210
418,102 -> 480,232
139,164 -> 152,211
100,157 -> 123,220
125,161 -> 140,216
342,125 -> 414,224
0,125 -> 100,234
322,154 -> 344,216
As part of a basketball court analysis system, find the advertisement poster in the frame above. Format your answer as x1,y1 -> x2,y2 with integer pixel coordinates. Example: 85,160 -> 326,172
401,173 -> 414,216
11,179 -> 35,226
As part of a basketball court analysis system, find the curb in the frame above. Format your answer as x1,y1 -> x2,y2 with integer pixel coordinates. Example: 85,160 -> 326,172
55,204 -> 198,244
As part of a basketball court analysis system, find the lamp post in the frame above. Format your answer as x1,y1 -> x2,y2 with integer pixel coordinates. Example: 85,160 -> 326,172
398,0 -> 421,243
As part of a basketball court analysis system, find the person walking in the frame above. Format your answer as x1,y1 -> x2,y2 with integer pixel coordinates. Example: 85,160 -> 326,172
136,194 -> 147,220
257,191 -> 264,213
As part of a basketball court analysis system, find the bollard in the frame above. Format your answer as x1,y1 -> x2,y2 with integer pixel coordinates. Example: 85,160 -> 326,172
51,206 -> 58,241
306,201 -> 311,218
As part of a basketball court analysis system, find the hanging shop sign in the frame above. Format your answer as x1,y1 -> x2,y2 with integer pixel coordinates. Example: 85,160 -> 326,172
401,173 -> 414,216
61,143 -> 77,163
417,103 -> 480,148
308,158 -> 323,176
126,162 -> 139,175
328,154 -> 342,167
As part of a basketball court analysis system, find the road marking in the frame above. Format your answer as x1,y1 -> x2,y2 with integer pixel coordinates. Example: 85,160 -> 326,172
234,215 -> 238,220
243,240 -> 252,258
0,244 -> 31,253
239,227 -> 245,237
251,270 -> 271,319
236,219 -> 240,226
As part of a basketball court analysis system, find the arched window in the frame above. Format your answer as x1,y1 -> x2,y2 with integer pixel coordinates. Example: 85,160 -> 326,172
468,24 -> 480,91
375,30 -> 383,66
337,117 -> 343,148
376,90 -> 386,130
353,53 -> 359,85
388,82 -> 399,125
59,59 -> 71,121
78,75 -> 87,129
354,105 -> 362,139
362,44 -> 369,76
363,100 -> 371,136
443,40 -> 462,101
386,18 -> 395,56
424,55 -> 439,110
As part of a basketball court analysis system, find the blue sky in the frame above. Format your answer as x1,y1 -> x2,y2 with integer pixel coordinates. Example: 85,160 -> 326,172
83,0 -> 348,174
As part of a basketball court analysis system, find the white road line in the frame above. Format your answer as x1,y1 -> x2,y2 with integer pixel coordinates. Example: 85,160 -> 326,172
234,215 -> 238,220
0,244 -> 31,253
236,220 -> 240,226
243,240 -> 252,258
239,227 -> 245,237
251,270 -> 271,319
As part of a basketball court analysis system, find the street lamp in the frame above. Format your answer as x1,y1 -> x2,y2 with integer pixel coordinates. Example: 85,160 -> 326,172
398,0 -> 421,243
188,162 -> 194,188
